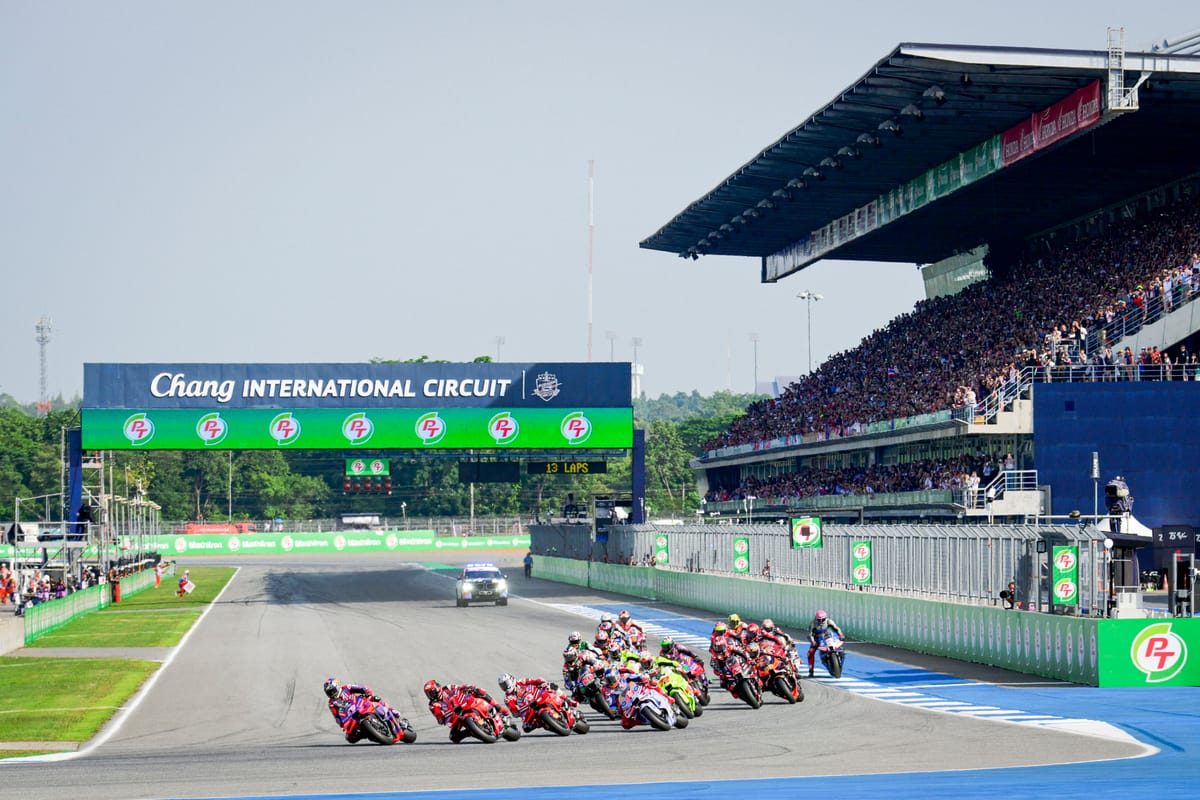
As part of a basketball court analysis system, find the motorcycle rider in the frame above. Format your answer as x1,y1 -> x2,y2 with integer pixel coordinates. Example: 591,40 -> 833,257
806,610 -> 844,677
660,636 -> 703,666
710,620 -> 734,649
760,618 -> 803,672
324,677 -> 381,743
562,647 -> 602,693
727,613 -> 746,640
708,637 -> 745,692
424,678 -> 507,743
498,673 -> 555,732
616,609 -> 646,649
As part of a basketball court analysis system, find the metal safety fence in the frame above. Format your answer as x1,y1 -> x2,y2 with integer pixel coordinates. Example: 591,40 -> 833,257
533,522 -> 1109,613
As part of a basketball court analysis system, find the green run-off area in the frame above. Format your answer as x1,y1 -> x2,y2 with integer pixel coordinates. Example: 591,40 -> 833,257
0,657 -> 159,744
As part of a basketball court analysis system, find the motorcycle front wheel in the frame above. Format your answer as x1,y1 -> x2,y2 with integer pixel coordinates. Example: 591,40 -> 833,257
360,716 -> 396,745
640,706 -> 672,731
540,710 -> 570,736
827,652 -> 843,679
773,676 -> 798,704
464,716 -> 498,744
737,678 -> 763,709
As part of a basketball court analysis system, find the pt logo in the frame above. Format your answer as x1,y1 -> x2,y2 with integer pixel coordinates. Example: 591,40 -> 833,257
415,412 -> 447,445
196,413 -> 228,446
123,413 -> 155,446
342,412 -> 374,446
488,412 -> 520,445
1054,549 -> 1076,571
1131,622 -> 1188,683
269,412 -> 302,446
560,412 -> 592,445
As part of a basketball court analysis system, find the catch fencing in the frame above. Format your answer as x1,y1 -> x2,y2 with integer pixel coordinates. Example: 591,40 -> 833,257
22,563 -> 171,645
532,522 -> 1108,612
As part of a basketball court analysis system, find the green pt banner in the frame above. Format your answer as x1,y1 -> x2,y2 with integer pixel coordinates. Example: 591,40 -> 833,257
732,536 -> 750,574
82,407 -> 633,450
128,531 -> 530,556
851,540 -> 873,585
791,517 -> 822,548
1097,618 -> 1200,687
1051,545 -> 1080,606
653,533 -> 669,565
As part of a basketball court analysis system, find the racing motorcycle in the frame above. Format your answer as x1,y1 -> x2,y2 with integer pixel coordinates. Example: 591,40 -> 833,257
753,642 -> 803,704
344,694 -> 418,745
572,665 -> 618,720
511,684 -> 590,736
615,677 -> 688,731
675,653 -> 711,706
817,629 -> 846,679
447,694 -> 522,744
652,657 -> 702,718
715,647 -> 763,709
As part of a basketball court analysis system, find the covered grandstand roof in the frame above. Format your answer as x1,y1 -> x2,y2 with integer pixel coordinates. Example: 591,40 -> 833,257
641,43 -> 1200,280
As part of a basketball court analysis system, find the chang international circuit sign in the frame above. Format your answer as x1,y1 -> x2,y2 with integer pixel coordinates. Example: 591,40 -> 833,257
82,363 -> 633,450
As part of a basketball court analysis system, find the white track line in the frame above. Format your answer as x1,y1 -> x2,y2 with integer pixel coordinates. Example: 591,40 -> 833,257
2,567 -> 242,764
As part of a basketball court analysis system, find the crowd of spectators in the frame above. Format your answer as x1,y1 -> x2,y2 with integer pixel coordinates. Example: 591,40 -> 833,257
0,558 -> 160,616
706,453 -> 1012,504
708,197 -> 1200,451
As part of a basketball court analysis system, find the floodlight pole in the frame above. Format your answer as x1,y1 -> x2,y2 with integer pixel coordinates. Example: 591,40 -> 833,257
749,333 -> 760,392
796,291 -> 823,374
587,160 -> 595,362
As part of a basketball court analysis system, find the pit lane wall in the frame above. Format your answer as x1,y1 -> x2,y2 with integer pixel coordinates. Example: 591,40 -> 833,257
533,557 -> 1200,687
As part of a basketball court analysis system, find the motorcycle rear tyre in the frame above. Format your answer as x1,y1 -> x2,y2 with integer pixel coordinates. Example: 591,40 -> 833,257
738,678 -> 762,709
464,716 -> 497,744
540,710 -> 571,736
640,707 -> 672,731
773,676 -> 798,704
591,694 -> 617,719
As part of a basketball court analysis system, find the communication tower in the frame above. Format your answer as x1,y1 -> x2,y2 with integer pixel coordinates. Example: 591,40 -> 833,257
35,315 -> 52,415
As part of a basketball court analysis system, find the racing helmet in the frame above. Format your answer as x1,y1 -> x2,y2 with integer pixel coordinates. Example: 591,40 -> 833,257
323,677 -> 340,698
660,637 -> 674,651
563,650 -> 579,666
600,613 -> 614,623
762,618 -> 776,632
746,642 -> 761,657
498,673 -> 516,693
745,623 -> 761,638
423,679 -> 440,701
710,638 -> 727,655
618,610 -> 631,624
595,630 -> 610,645
604,669 -> 621,686
567,631 -> 582,645
814,610 -> 829,627
728,613 -> 742,628
712,621 -> 728,635
597,619 -> 613,631
639,653 -> 654,667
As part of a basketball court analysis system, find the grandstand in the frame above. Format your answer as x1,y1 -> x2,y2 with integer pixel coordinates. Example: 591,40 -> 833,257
642,39 -> 1200,532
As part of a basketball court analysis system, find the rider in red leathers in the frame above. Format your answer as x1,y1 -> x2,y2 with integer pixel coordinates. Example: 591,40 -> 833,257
424,679 -> 505,743
498,673 -> 555,732
324,678 -> 379,743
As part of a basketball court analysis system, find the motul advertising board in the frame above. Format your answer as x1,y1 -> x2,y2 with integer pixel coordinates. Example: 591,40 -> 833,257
1097,619 -> 1200,687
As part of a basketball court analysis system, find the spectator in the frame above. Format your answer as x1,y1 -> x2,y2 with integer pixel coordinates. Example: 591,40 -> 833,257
1000,581 -> 1020,609
523,550 -> 533,578
761,559 -> 773,581
706,198 -> 1200,453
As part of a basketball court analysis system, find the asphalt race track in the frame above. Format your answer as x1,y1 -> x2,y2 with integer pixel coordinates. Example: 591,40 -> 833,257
0,554 -> 1148,800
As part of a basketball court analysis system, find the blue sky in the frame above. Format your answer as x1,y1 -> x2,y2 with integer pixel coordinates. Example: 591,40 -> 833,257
1,2 -> 1190,402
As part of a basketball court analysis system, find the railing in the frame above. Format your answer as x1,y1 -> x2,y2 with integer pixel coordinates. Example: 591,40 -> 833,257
955,470 -> 1038,510
1084,280 -> 1200,355
706,489 -> 956,514
536,522 -> 1109,612
157,516 -> 531,536
23,583 -> 110,644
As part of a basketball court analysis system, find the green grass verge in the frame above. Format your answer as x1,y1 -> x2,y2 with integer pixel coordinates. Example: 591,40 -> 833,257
28,610 -> 202,648
0,750 -> 68,759
105,565 -> 236,610
0,657 -> 158,742
28,566 -> 234,648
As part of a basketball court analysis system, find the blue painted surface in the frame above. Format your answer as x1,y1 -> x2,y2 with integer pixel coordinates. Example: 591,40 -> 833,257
201,602 -> 1200,800
1033,382 -> 1200,530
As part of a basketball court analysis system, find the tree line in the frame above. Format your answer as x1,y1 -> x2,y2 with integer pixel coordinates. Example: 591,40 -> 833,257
1,390 -> 758,523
